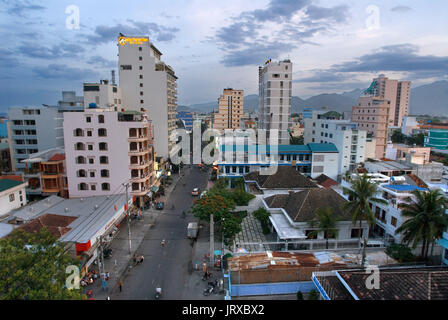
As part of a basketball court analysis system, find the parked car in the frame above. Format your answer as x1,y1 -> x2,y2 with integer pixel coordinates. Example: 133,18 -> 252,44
155,201 -> 165,210
191,188 -> 199,196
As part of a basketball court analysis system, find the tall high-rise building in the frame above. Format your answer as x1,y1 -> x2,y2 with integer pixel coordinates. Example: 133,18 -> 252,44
213,88 -> 244,131
258,60 -> 292,145
118,35 -> 177,159
363,75 -> 411,127
352,75 -> 411,159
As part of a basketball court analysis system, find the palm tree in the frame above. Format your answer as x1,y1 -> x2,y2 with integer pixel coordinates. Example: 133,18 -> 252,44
343,174 -> 387,266
395,189 -> 448,259
308,207 -> 339,249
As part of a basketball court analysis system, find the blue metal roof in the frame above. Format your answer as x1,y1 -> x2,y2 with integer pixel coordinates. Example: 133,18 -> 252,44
220,144 -> 337,153
437,238 -> 448,250
307,143 -> 339,153
384,184 -> 427,192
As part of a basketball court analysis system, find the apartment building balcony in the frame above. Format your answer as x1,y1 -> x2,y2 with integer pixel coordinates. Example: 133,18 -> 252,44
130,184 -> 149,196
128,135 -> 149,142
41,171 -> 61,179
129,158 -> 153,169
130,173 -> 150,183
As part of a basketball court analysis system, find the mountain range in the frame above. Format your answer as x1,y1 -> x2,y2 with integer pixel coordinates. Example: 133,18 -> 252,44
179,81 -> 448,116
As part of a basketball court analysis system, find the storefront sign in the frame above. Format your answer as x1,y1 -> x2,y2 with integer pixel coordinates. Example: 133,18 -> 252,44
118,36 -> 149,45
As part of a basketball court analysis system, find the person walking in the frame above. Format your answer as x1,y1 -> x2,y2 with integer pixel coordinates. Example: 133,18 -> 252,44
118,280 -> 123,293
161,239 -> 165,248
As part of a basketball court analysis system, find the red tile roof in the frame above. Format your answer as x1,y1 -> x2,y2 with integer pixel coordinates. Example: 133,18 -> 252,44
48,153 -> 65,161
17,214 -> 77,238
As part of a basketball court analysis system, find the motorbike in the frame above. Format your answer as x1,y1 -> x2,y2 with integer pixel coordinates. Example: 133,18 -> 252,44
203,280 -> 218,296
103,248 -> 112,259
155,288 -> 162,299
202,271 -> 212,281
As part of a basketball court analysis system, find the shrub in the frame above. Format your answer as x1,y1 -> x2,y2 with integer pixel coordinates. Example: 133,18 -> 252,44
253,208 -> 271,234
231,187 -> 255,206
308,289 -> 320,300
385,243 -> 415,262
296,290 -> 304,300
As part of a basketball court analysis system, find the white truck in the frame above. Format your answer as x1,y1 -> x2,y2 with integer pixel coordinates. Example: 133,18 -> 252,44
187,222 -> 198,239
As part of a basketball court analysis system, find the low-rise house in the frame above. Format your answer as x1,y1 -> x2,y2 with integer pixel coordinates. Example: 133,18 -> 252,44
243,166 -> 318,196
262,187 -> 369,249
313,174 -> 339,188
0,176 -> 27,217
312,266 -> 448,300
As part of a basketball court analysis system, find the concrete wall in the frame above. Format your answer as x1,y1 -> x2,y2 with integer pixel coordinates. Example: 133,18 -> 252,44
0,182 -> 27,217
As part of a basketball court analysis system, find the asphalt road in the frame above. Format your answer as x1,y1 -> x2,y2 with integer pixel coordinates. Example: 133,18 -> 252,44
112,165 -> 209,300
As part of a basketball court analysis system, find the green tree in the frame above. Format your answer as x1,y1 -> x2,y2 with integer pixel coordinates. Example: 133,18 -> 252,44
391,130 -> 406,143
0,228 -> 86,300
221,215 -> 242,246
192,192 -> 235,222
395,189 -> 448,259
343,174 -> 387,266
308,207 -> 339,249
406,133 -> 425,147
290,134 -> 304,145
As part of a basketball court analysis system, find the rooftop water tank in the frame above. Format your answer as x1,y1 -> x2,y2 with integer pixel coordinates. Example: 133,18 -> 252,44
89,103 -> 97,109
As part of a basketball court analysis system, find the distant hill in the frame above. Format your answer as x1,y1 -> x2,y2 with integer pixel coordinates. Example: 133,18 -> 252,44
410,80 -> 448,116
180,81 -> 448,116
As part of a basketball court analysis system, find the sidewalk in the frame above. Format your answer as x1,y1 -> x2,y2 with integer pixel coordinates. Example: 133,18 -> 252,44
86,172 -> 184,300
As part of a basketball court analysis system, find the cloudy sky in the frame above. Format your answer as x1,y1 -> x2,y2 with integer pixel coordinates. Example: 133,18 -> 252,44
1,0 -> 448,111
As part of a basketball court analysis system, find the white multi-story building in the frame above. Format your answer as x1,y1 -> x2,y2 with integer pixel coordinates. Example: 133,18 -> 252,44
304,111 -> 367,176
340,174 -> 427,243
83,80 -> 123,110
258,60 -> 292,145
118,35 -> 177,159
63,107 -> 155,203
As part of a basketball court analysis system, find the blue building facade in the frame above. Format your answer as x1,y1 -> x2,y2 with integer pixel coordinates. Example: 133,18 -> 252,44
218,143 -> 339,180
0,120 -> 8,138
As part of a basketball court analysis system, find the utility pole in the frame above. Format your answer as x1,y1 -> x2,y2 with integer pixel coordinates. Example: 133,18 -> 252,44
124,183 -> 132,255
210,214 -> 214,267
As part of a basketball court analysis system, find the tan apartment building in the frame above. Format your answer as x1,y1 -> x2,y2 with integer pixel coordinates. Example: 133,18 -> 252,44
213,89 -> 244,131
352,75 -> 411,159
352,97 -> 390,159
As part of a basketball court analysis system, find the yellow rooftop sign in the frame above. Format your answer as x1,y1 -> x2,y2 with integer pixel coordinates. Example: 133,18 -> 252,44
118,37 -> 149,45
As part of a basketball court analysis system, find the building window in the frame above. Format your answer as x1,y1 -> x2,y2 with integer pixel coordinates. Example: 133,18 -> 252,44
90,171 -> 95,178
139,47 -> 142,51
139,75 -> 143,79
77,169 -> 86,177
86,116 -> 91,123
98,115 -> 104,123
98,128 -> 107,137
75,142 -> 85,151
391,216 -> 397,227
351,228 -> 363,238
87,144 -> 93,151
91,184 -> 96,191
120,65 -> 132,70
139,56 -> 142,61
76,156 -> 86,164
101,169 -> 109,178
78,183 -> 88,191
313,166 -> 324,173
87,130 -> 92,137
88,157 -> 94,164
102,183 -> 110,191
74,128 -> 84,137
305,230 -> 317,239
9,194 -> 15,202
140,100 -> 144,104
139,66 -> 143,70
100,156 -> 108,164
99,142 -> 108,151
